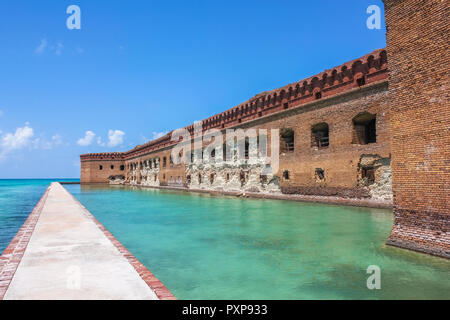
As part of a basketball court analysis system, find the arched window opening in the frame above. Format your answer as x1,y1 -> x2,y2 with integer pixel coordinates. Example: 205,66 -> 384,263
311,122 -> 329,149
280,128 -> 295,152
352,112 -> 376,144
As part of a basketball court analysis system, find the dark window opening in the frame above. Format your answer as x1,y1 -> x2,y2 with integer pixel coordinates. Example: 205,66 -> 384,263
357,76 -> 366,86
110,165 -> 114,170
239,171 -> 247,186
186,175 -> 191,184
315,168 -> 325,181
120,165 -> 125,171
163,157 -> 167,167
315,92 -> 322,99
280,128 -> 295,152
163,173 -> 166,179
211,149 -> 215,158
99,165 -> 103,170
226,173 -> 230,182
283,103 -> 288,109
352,112 -> 376,144
311,122 -> 329,149
238,118 -> 242,123
244,139 -> 249,159
258,111 -> 262,117
223,143 -> 228,161
283,170 -> 290,180
362,167 -> 375,184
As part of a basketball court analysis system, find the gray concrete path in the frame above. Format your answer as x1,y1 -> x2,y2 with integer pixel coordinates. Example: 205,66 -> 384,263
4,182 -> 159,300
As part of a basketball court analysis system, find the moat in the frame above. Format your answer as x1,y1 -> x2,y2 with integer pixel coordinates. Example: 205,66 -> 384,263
60,184 -> 448,299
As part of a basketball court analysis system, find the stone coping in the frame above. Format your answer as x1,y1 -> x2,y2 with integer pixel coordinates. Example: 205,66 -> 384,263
0,182 -> 176,300
0,187 -> 49,300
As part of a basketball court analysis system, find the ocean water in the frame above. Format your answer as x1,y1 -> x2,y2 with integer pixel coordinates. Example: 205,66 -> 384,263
0,179 -> 79,253
62,184 -> 450,300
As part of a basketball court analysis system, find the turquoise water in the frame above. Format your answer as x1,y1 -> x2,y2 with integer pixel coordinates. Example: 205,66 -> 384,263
63,184 -> 450,300
0,179 -> 79,253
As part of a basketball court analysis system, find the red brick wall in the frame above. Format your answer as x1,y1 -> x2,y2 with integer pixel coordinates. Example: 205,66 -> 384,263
384,0 -> 449,257
81,160 -> 125,184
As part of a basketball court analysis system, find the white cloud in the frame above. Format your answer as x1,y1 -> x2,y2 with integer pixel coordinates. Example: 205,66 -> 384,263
152,131 -> 168,140
35,38 -> 48,54
0,124 -> 34,159
35,39 -> 64,56
107,130 -> 125,147
54,42 -> 63,56
51,134 -> 62,145
41,134 -> 63,149
97,136 -> 105,146
1,125 -> 34,150
33,133 -> 64,150
0,125 -> 65,160
77,131 -> 95,146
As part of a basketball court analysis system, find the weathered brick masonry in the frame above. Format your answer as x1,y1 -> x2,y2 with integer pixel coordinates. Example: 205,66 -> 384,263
80,0 -> 449,258
383,0 -> 449,258
81,49 -> 391,199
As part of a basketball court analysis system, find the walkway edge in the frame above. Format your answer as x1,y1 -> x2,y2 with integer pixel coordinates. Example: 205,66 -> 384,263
0,187 -> 50,300
0,183 -> 176,300
63,184 -> 176,300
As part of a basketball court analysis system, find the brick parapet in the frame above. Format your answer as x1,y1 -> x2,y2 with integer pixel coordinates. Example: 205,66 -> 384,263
81,49 -> 388,162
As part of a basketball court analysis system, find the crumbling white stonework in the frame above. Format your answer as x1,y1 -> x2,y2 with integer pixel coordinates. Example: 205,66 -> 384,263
358,155 -> 392,201
186,155 -> 281,194
140,158 -> 161,187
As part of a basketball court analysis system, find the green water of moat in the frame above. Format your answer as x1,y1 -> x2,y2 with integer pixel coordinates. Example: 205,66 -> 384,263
63,184 -> 449,300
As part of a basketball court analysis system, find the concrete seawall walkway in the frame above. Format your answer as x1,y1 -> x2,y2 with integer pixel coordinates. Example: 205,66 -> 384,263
0,182 -> 175,300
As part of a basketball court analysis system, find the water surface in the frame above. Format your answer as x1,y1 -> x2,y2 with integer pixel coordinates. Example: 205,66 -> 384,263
0,179 -> 79,253
65,184 -> 450,300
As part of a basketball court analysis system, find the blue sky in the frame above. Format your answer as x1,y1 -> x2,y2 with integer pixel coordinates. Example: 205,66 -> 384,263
0,0 -> 386,179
